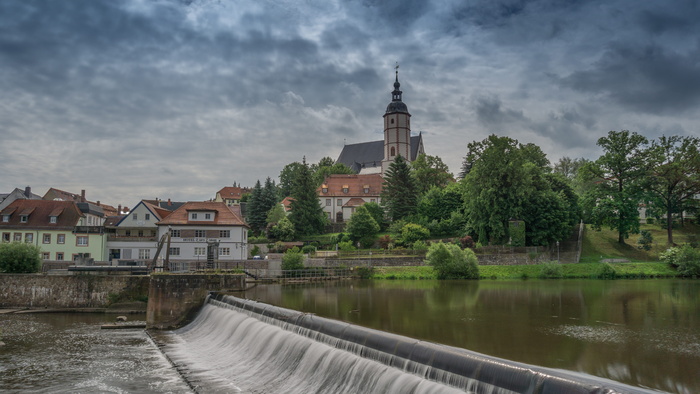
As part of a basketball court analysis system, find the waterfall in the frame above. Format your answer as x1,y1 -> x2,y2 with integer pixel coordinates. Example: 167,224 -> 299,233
160,294 -> 653,394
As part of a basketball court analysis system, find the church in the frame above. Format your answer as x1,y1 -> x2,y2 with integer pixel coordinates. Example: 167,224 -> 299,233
335,69 -> 425,175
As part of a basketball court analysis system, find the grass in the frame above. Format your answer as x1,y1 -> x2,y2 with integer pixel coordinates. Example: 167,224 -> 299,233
580,222 -> 700,263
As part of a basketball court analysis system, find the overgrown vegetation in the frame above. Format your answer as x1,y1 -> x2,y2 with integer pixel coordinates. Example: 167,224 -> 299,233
0,242 -> 42,273
425,242 -> 479,279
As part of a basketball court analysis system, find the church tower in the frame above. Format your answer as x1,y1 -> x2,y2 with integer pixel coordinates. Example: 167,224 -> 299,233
382,67 -> 412,175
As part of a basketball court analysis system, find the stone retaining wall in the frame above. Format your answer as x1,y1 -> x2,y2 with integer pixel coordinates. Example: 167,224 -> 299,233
0,274 -> 149,308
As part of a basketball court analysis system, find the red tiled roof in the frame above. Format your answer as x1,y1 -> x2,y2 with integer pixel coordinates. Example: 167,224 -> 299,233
317,174 -> 383,197
280,197 -> 295,212
217,186 -> 250,199
157,201 -> 248,226
0,200 -> 83,229
43,187 -> 119,216
344,198 -> 367,207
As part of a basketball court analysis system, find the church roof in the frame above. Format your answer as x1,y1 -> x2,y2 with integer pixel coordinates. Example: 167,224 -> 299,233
336,134 -> 423,173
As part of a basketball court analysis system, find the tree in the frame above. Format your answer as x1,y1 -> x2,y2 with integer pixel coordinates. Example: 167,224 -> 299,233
279,161 -> 306,199
416,183 -> 465,237
361,202 -> 387,231
461,135 -> 578,246
583,130 -> 649,244
0,242 -> 42,273
411,154 -> 454,195
425,242 -> 479,279
313,157 -> 355,187
345,205 -> 380,241
644,135 -> 700,245
400,223 -> 430,247
553,157 -> 589,180
281,249 -> 305,270
245,180 -> 265,233
266,204 -> 286,227
289,157 -> 327,236
381,155 -> 418,222
270,216 -> 296,241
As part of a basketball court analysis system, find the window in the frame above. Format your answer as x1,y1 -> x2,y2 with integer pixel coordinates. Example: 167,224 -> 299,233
42,252 -> 50,260
337,199 -> 342,206
322,186 -> 328,193
139,249 -> 150,259
2,233 -> 9,242
56,252 -> 64,261
14,233 -> 22,242
138,230 -> 144,237
57,234 -> 65,244
2,215 -> 9,222
219,230 -> 230,238
43,234 -> 51,244
390,147 -> 396,157
219,247 -> 230,256
169,247 -> 180,256
25,233 -> 33,243
205,213 -> 211,220
364,186 -> 369,193
194,247 -> 206,256
145,213 -> 150,220
195,230 -> 205,238
50,216 -> 57,223
391,118 -> 395,124
133,214 -> 138,220
20,215 -> 28,223
326,199 -> 331,206
170,229 -> 181,238
125,230 -> 131,236
76,236 -> 88,246
191,213 -> 198,220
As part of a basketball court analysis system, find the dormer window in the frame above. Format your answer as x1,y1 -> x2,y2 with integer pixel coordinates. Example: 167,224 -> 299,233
342,185 -> 349,194
363,185 -> 370,193
205,213 -> 211,220
322,185 -> 328,193
20,215 -> 28,223
2,215 -> 9,223
50,216 -> 57,223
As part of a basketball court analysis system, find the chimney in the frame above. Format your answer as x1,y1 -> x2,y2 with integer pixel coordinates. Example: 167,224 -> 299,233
118,205 -> 122,214
24,186 -> 31,198
81,190 -> 86,202
168,198 -> 172,206
97,201 -> 101,206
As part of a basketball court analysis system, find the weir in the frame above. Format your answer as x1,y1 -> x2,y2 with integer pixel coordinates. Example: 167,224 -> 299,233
161,293 -> 654,394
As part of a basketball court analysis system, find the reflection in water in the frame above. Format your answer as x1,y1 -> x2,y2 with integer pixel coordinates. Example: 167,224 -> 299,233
245,279 -> 700,393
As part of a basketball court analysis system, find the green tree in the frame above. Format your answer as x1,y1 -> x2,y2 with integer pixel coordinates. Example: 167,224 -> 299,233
270,216 -> 296,241
362,202 -> 387,231
411,154 -> 454,195
0,242 -> 42,273
644,135 -> 700,245
279,161 -> 305,199
400,223 -> 430,247
266,204 -> 286,227
245,180 -> 266,233
461,135 -> 578,246
289,157 -> 327,236
553,156 -> 589,180
583,130 -> 649,244
381,155 -> 418,222
281,249 -> 305,270
425,242 -> 479,279
313,157 -> 355,187
346,205 -> 380,241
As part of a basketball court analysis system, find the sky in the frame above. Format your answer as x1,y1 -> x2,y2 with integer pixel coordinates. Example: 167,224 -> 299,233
2,0 -> 700,209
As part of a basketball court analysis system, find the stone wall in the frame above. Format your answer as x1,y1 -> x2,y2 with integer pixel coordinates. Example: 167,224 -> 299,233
0,274 -> 149,308
146,274 -> 245,330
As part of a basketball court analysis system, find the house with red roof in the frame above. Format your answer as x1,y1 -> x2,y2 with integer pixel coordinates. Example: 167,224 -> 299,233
318,174 -> 383,223
215,185 -> 251,206
156,201 -> 249,264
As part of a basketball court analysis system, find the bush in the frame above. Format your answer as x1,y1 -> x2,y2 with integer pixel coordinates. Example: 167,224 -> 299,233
459,236 -> 475,249
354,266 -> 374,279
0,242 -> 42,273
637,230 -> 653,251
250,245 -> 261,258
661,245 -> 700,277
400,223 -> 430,247
358,236 -> 376,249
425,242 -> 479,279
596,263 -> 617,279
281,250 -> 304,270
378,235 -> 393,249
301,245 -> 316,254
412,240 -> 429,251
338,241 -> 356,251
538,262 -> 563,279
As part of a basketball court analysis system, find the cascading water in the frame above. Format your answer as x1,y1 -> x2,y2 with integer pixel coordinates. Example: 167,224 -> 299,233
159,294 -> 654,394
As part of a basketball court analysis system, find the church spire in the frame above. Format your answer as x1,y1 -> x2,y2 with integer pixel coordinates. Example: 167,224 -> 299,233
392,63 -> 402,102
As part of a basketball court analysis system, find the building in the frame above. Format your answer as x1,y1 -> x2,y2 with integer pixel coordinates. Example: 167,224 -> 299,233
156,201 -> 249,263
215,185 -> 251,206
0,199 -> 107,262
43,188 -> 119,216
0,186 -> 43,211
336,70 -> 425,175
318,174 -> 383,223
105,200 -> 179,263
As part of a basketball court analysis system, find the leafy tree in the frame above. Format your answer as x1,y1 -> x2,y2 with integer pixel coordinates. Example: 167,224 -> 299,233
270,216 -> 296,241
281,249 -> 305,270
245,180 -> 265,233
553,157 -> 589,180
0,242 -> 42,273
425,242 -> 479,279
411,154 -> 454,195
644,135 -> 700,245
266,204 -> 286,227
289,157 -> 327,236
583,130 -> 649,244
346,205 -> 380,241
400,223 -> 430,247
660,245 -> 700,277
313,156 -> 356,187
461,135 -> 578,246
279,161 -> 305,199
416,183 -> 465,237
381,155 -> 418,222
362,202 -> 387,231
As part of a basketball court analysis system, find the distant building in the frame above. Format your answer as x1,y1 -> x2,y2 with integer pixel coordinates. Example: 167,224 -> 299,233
318,174 -> 383,223
0,186 -> 42,211
43,188 -> 119,216
215,185 -> 251,206
336,70 -> 425,176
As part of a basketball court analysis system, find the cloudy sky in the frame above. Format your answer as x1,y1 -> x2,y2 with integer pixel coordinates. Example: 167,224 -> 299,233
2,0 -> 699,209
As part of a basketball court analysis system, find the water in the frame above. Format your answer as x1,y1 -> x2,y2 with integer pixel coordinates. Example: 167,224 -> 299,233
244,279 -> 700,394
0,313 -> 190,393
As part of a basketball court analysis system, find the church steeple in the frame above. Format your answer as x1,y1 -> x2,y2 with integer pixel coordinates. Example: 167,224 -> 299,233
382,65 -> 412,175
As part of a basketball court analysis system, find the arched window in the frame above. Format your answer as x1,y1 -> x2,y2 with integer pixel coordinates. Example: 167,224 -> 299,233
390,147 -> 396,157
390,118 -> 395,124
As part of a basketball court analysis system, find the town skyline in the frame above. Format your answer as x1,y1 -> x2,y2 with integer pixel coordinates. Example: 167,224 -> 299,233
2,0 -> 700,208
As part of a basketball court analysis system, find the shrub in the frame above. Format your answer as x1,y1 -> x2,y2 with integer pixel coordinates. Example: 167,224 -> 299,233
538,262 -> 563,279
378,235 -> 393,249
412,240 -> 429,251
301,245 -> 316,254
250,245 -> 261,258
0,242 -> 42,273
338,241 -> 356,251
459,236 -> 475,249
346,205 -> 380,241
281,250 -> 304,270
400,223 -> 430,247
354,266 -> 374,279
637,230 -> 653,251
661,245 -> 700,277
596,263 -> 617,279
358,236 -> 376,249
425,242 -> 479,279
